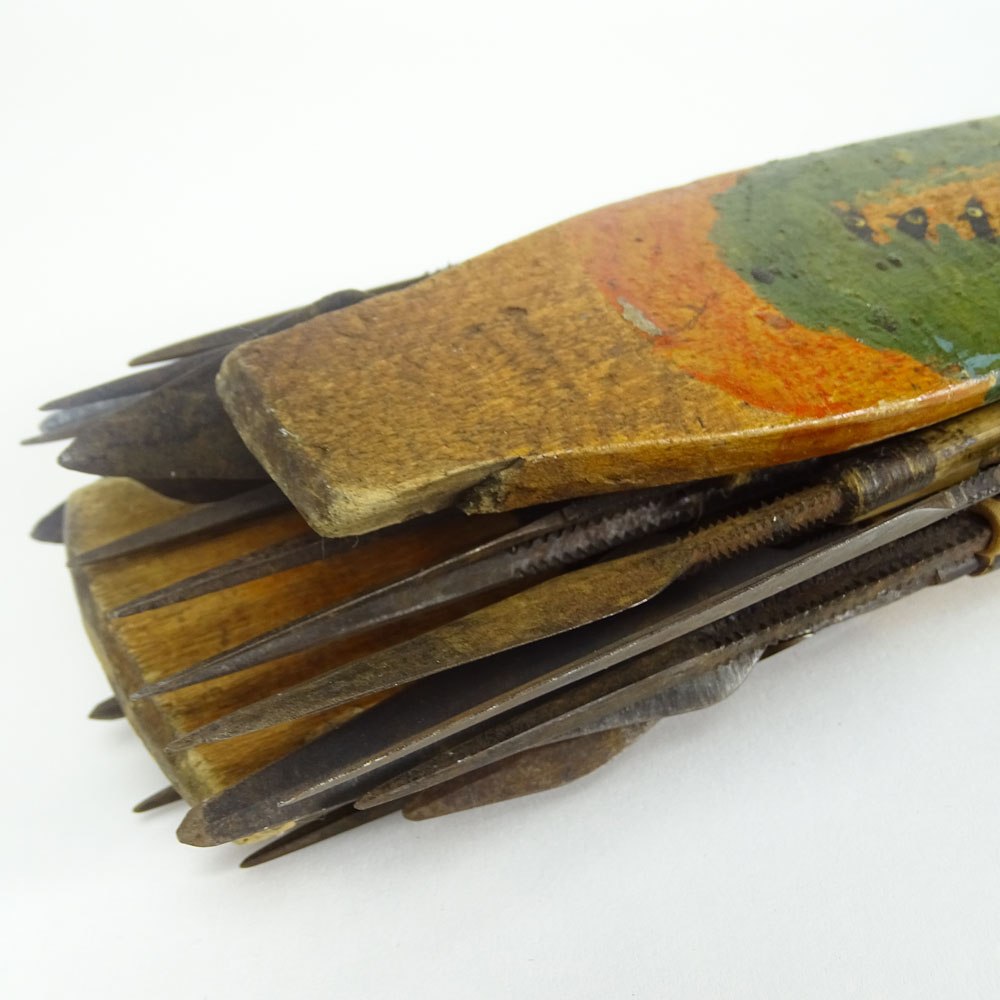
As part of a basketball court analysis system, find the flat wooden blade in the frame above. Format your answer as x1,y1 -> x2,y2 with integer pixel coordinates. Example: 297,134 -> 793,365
217,118 -> 1000,538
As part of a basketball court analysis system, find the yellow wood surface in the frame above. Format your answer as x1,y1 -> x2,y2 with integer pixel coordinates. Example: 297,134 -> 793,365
218,171 -> 990,538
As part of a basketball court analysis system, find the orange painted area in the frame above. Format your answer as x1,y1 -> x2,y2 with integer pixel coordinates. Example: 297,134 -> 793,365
561,173 -> 969,419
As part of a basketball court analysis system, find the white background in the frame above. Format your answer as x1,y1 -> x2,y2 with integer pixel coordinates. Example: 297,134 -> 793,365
3,2 -> 1000,997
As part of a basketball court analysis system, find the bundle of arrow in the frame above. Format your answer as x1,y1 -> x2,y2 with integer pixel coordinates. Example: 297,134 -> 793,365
29,117 -> 1000,866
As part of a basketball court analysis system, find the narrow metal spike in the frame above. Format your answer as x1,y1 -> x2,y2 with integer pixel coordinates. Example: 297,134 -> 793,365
40,349 -> 222,411
162,541 -> 687,747
176,585 -> 744,844
129,277 -> 426,367
57,353 -> 264,482
133,786 -> 182,813
168,502 -> 914,847
127,293 -> 365,367
174,672 -> 490,845
240,725 -> 654,862
128,308 -> 316,367
110,510 -> 457,618
110,532 -> 325,617
69,483 -> 290,567
142,486 -> 694,698
277,472 -> 1000,810
31,502 -> 66,543
141,470 -> 811,703
89,695 -> 125,720
239,800 -> 404,867
358,511 -> 992,810
160,474 -> 831,742
23,394 -> 151,444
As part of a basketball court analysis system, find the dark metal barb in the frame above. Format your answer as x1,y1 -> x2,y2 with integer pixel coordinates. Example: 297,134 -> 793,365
88,695 -> 125,720
133,786 -> 182,813
69,483 -> 290,567
31,502 -> 66,543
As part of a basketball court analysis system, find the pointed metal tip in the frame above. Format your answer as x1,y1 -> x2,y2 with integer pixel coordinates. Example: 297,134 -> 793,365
127,349 -> 172,366
164,731 -> 201,753
132,673 -> 196,701
66,550 -> 105,569
133,786 -> 182,813
31,502 -> 66,543
238,833 -> 311,868
176,807 -> 218,847
163,712 -> 262,751
108,594 -> 169,619
38,396 -> 70,412
239,801 -> 403,866
89,695 -> 125,720
107,604 -> 138,620
107,532 -> 327,620
239,849 -> 272,868
67,545 -> 124,569
57,439 -> 104,475
129,682 -> 165,702
106,580 -> 214,620
69,483 -> 290,568
21,433 -> 55,446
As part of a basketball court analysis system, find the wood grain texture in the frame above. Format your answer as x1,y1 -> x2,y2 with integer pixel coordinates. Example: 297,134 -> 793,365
65,478 -> 521,824
217,120 -> 1000,538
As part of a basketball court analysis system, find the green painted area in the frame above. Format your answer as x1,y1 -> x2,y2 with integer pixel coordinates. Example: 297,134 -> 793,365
712,117 -> 1000,401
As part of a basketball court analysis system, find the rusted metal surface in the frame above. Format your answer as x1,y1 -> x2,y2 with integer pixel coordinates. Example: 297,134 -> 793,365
170,488 -> 997,850
359,512 -> 992,810
271,470 -> 1000,813
134,468 -> 813,700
